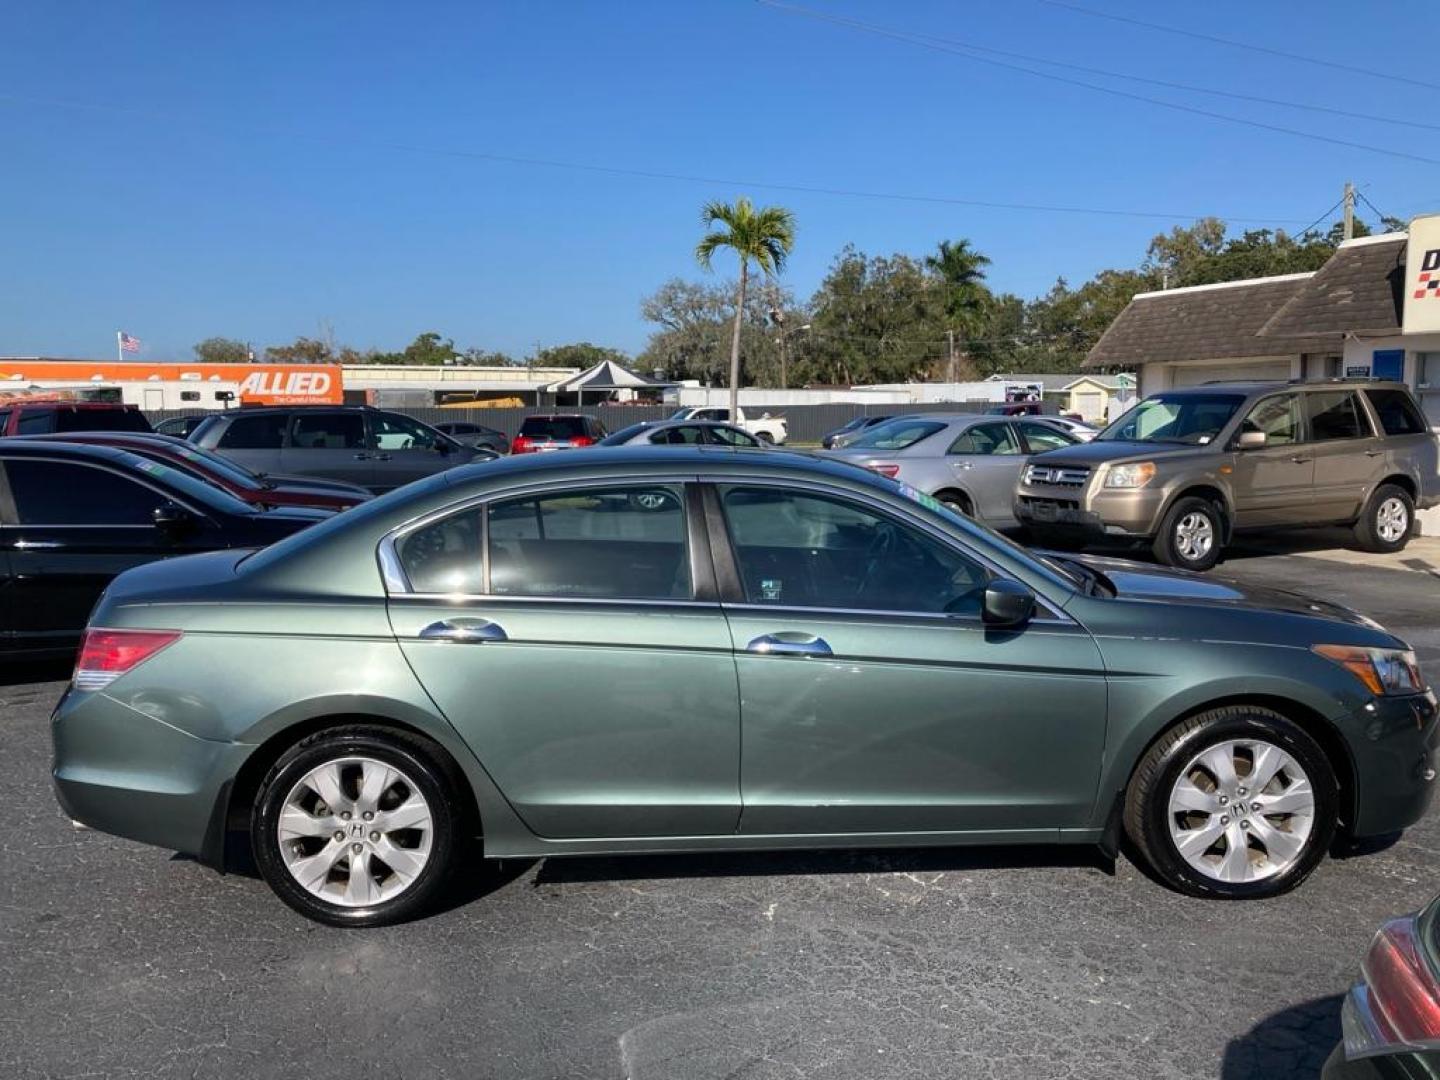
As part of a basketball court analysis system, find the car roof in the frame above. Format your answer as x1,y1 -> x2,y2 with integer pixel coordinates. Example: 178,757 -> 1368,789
18,431 -> 190,448
1158,379 -> 1413,396
0,437 -> 168,466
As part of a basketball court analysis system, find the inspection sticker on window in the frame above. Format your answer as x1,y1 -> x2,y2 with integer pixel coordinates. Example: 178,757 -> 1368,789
760,578 -> 783,601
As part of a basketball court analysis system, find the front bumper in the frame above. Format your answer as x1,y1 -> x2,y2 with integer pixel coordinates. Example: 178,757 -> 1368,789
1014,483 -> 1167,539
1347,689 -> 1439,838
51,686 -> 250,864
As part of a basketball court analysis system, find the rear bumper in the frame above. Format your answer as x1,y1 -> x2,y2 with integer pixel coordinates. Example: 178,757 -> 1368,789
51,686 -> 248,865
1347,690 -> 1439,837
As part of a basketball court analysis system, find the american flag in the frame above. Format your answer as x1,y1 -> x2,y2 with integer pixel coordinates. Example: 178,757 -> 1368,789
119,332 -> 141,354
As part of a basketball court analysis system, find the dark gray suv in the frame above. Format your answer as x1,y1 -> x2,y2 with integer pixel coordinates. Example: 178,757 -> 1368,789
189,407 -> 495,494
1017,380 -> 1439,570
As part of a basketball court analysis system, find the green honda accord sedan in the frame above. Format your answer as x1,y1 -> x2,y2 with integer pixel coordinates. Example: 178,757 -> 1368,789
52,447 -> 1436,925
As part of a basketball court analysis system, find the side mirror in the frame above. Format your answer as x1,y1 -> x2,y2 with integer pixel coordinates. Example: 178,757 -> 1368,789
982,578 -> 1035,629
152,502 -> 198,534
1236,430 -> 1267,450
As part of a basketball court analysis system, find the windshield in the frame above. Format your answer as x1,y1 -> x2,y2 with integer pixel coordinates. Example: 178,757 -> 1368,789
847,418 -> 944,451
1096,393 -> 1244,445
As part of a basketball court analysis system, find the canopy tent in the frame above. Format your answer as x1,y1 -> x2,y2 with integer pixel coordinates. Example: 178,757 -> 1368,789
542,360 -> 674,404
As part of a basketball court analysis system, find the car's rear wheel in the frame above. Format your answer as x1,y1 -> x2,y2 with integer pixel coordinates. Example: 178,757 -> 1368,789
755,430 -> 775,445
1124,706 -> 1337,899
1152,496 -> 1223,571
252,725 -> 461,927
937,491 -> 973,517
1353,483 -> 1413,554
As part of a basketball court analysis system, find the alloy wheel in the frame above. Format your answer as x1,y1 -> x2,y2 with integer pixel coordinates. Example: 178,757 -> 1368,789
277,755 -> 434,907
1166,739 -> 1315,884
1174,512 -> 1214,563
1375,497 -> 1408,543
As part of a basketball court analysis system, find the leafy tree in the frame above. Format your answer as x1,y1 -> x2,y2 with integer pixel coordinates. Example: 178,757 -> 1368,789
461,347 -> 519,366
265,336 -> 334,364
534,342 -> 631,370
636,278 -> 801,387
193,337 -> 251,364
694,197 -> 796,417
924,239 -> 992,378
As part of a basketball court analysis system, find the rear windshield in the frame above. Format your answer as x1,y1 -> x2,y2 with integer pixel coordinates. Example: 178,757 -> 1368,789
519,416 -> 588,439
53,408 -> 152,434
847,419 -> 945,451
598,422 -> 648,445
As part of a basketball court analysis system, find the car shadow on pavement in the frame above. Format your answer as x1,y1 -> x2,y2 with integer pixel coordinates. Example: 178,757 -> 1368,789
533,843 -> 1111,887
0,660 -> 71,688
1220,993 -> 1343,1080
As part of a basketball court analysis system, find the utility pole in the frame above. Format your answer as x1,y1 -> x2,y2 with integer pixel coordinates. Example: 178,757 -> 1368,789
1343,181 -> 1355,241
947,329 -> 956,384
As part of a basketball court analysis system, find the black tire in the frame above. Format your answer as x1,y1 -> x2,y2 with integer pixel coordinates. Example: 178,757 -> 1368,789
1353,483 -> 1414,554
251,725 -> 464,927
1123,705 -> 1337,900
937,491 -> 973,517
1152,495 -> 1224,571
755,430 -> 776,445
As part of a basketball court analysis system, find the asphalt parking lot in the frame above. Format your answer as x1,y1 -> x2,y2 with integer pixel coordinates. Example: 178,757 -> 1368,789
2,540 -> 1437,1080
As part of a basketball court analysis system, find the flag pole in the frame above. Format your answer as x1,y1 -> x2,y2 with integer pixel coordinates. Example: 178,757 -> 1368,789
116,331 -> 122,363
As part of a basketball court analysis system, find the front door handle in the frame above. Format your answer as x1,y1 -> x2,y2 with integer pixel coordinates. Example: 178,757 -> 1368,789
1365,449 -> 1384,458
746,633 -> 832,658
373,453 -> 392,461
418,618 -> 508,643
1289,455 -> 1312,464
953,461 -> 975,470
352,452 -> 371,460
10,539 -> 63,549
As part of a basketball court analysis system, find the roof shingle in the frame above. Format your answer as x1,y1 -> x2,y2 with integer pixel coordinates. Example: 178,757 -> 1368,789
1257,235 -> 1405,338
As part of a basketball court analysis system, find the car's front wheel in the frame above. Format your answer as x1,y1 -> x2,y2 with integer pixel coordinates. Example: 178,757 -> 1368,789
1124,706 -> 1337,899
252,725 -> 462,927
1152,496 -> 1224,571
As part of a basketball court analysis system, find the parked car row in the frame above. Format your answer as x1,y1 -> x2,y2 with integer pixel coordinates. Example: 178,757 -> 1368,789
821,380 -> 1439,571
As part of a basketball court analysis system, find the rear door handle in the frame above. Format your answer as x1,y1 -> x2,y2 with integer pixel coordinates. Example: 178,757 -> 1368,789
352,452 -> 371,460
373,453 -> 392,461
418,618 -> 508,643
953,461 -> 975,470
1365,449 -> 1384,458
10,539 -> 63,549
746,633 -> 832,658
1289,456 -> 1312,464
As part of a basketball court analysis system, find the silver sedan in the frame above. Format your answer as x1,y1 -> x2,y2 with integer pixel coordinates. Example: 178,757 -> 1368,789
827,413 -> 1078,526
597,419 -> 765,448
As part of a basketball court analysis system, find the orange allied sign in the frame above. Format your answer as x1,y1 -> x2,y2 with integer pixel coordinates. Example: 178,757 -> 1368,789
0,362 -> 344,405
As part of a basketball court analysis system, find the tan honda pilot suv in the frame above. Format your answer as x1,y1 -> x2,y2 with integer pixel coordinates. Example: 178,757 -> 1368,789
1016,380 -> 1439,570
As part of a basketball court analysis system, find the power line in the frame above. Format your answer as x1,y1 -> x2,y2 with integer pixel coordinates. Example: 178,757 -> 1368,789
0,90 -> 1318,225
1355,190 -> 1398,226
828,16 -> 1439,134
1036,0 -> 1440,92
758,1 -> 1440,166
1294,196 -> 1347,238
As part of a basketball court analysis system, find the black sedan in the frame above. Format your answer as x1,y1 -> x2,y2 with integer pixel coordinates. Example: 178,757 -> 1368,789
431,420 -> 510,454
0,440 -> 330,659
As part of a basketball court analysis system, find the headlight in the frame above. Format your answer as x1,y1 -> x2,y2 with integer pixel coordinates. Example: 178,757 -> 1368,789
1313,644 -> 1426,696
1105,462 -> 1156,489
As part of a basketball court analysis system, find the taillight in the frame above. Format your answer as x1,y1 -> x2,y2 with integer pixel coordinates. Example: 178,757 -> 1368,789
571,435 -> 594,447
1343,914 -> 1440,1060
510,435 -> 533,454
867,464 -> 901,478
73,628 -> 183,691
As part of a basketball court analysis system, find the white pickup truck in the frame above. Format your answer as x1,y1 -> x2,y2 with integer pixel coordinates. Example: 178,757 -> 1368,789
669,406 -> 788,444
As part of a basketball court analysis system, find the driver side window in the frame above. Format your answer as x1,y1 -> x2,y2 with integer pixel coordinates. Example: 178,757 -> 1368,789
1240,394 -> 1301,446
718,486 -> 989,615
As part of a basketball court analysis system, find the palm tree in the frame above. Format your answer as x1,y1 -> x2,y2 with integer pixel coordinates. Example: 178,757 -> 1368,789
925,239 -> 991,381
695,197 -> 796,417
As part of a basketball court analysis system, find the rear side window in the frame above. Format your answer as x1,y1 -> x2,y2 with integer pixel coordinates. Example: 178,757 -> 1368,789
487,486 -> 690,599
708,426 -> 760,447
54,408 -> 151,434
1364,389 -> 1428,436
1305,392 -> 1368,441
397,508 -> 484,594
291,413 -> 364,450
949,422 -> 1021,455
649,425 -> 705,445
16,410 -> 55,435
218,413 -> 289,449
3,459 -> 165,524
848,419 -> 945,451
1017,421 -> 1076,453
518,416 -> 587,439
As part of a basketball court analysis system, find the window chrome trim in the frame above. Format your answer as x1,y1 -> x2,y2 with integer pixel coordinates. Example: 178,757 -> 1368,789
388,592 -> 721,610
719,601 -> 1074,626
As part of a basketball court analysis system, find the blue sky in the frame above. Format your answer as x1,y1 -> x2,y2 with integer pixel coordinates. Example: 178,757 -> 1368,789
2,1 -> 1435,361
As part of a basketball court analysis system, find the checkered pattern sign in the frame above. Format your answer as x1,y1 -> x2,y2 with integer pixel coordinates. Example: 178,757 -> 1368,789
1414,270 -> 1440,301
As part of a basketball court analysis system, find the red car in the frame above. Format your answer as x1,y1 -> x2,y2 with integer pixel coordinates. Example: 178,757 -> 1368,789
18,432 -> 372,511
0,398 -> 151,435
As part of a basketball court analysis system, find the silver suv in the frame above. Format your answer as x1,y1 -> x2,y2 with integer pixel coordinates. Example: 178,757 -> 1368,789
1016,380 -> 1439,570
